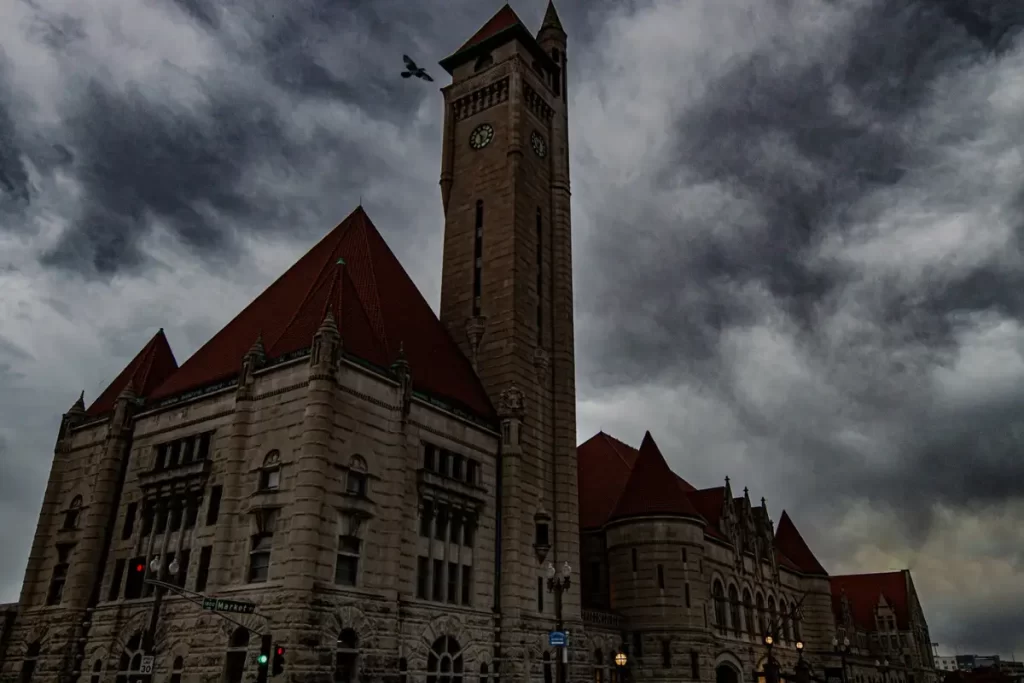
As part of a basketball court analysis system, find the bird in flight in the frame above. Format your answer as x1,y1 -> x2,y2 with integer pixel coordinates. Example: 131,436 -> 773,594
401,54 -> 434,82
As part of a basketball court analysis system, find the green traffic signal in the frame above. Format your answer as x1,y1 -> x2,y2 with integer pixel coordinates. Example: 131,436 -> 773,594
258,654 -> 269,665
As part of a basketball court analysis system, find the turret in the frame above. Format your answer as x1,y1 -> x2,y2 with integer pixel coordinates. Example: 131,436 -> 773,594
535,1 -> 567,100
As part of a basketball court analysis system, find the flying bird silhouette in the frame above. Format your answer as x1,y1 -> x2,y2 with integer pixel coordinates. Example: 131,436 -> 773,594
401,54 -> 434,82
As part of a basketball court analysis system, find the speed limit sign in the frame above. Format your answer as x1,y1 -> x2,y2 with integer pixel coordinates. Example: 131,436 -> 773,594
139,656 -> 154,674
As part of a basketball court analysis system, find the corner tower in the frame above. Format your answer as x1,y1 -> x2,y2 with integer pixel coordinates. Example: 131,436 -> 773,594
438,0 -> 580,633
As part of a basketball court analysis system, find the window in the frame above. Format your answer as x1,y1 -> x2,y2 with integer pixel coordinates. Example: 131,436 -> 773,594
427,636 -> 463,683
115,633 -> 145,683
690,651 -> 700,680
452,453 -> 464,480
536,208 -> 543,340
121,502 -> 137,540
182,437 -> 195,464
63,495 -> 82,530
662,640 -> 672,668
538,577 -> 545,612
768,596 -> 778,638
175,549 -> 190,588
466,459 -> 479,485
781,603 -> 791,642
90,659 -> 103,683
170,656 -> 184,683
593,649 -> 604,683
336,513 -> 362,586
155,443 -> 168,471
155,504 -> 168,534
335,629 -> 359,683
685,582 -> 691,608
401,658 -> 409,683
424,443 -> 436,471
347,455 -> 368,497
439,450 -> 450,477
535,521 -> 550,548
47,543 -> 73,605
473,200 -> 483,316
169,500 -> 183,532
681,547 -> 688,564
223,628 -> 249,683
480,662 -> 489,683
713,580 -> 727,633
435,507 -> 449,541
185,497 -> 199,529
420,501 -> 434,537
108,558 -> 125,600
141,504 -> 154,536
729,585 -> 741,636
417,556 -> 430,599
197,431 -> 212,460
447,562 -> 459,603
744,589 -> 755,637
631,547 -> 638,572
259,451 -> 281,490
20,641 -> 40,683
464,518 -> 475,547
551,49 -> 562,95
461,565 -> 472,606
433,559 -> 444,601
543,653 -> 553,683
632,632 -> 643,659
657,564 -> 665,590
590,562 -> 601,595
168,440 -> 181,468
755,593 -> 765,637
248,508 -> 277,583
195,546 -> 212,592
451,513 -> 463,545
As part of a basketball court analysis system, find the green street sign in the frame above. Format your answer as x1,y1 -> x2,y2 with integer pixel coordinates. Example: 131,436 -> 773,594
202,597 -> 256,614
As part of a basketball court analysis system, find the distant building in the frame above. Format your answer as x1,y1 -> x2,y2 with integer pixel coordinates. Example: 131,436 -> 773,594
936,657 -> 961,673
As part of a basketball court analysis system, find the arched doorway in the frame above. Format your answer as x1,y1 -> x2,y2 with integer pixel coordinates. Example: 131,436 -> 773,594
716,663 -> 740,683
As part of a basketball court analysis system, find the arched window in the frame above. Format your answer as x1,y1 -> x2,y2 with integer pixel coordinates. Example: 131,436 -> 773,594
755,593 -> 765,637
20,641 -> 41,683
63,495 -> 83,530
346,455 -> 368,497
791,601 -> 802,642
427,637 -> 463,683
479,662 -> 489,683
728,584 -> 741,636
712,580 -> 727,634
780,603 -> 790,642
115,633 -> 149,683
90,659 -> 103,683
223,628 -> 249,683
767,596 -> 778,639
594,648 -> 604,683
743,589 -> 755,637
543,652 -> 553,683
259,451 -> 281,491
169,656 -> 184,683
335,629 -> 359,683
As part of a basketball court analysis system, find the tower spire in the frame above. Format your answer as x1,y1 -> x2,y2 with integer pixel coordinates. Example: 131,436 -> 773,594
538,1 -> 565,37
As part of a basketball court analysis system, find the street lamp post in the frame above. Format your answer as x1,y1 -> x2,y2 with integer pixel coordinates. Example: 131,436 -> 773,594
143,555 -> 180,656
833,630 -> 852,683
546,562 -> 572,683
615,651 -> 628,683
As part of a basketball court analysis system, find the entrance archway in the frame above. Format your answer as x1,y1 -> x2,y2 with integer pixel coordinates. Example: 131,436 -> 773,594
716,664 -> 740,683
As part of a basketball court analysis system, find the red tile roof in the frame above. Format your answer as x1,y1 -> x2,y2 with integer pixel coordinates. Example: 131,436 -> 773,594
86,329 -> 178,416
577,431 -> 640,530
775,511 -> 828,576
830,571 -> 910,631
688,486 -> 728,540
149,207 -> 495,420
453,4 -> 526,56
609,432 -> 703,522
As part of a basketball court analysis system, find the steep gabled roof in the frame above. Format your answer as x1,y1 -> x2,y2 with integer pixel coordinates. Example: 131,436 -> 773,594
577,431 -> 639,530
830,571 -> 910,631
688,486 -> 728,540
455,4 -> 526,55
609,432 -> 703,522
150,207 -> 495,420
775,511 -> 829,576
86,329 -> 178,416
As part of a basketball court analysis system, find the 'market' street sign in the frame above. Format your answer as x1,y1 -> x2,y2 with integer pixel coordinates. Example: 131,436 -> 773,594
202,597 -> 256,614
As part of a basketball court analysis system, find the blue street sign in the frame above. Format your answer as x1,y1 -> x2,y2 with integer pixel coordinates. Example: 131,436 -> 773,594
549,631 -> 566,647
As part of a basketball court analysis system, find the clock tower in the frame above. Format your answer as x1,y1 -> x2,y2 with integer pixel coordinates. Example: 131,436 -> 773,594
438,0 -> 581,667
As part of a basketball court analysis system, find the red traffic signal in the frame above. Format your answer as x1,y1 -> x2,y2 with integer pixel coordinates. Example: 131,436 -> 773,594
272,647 -> 286,676
135,563 -> 145,573
276,647 -> 284,656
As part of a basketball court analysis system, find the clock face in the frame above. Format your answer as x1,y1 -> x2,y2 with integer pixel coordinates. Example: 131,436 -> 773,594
469,124 -> 495,150
531,130 -> 548,158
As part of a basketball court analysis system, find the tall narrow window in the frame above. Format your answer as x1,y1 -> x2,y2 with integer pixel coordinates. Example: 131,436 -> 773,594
543,652 -> 553,683
632,632 -> 643,659
206,486 -> 222,526
248,508 -> 277,583
21,641 -> 40,683
108,558 -> 125,601
195,546 -> 212,592
121,502 -> 137,540
537,577 -> 545,612
631,547 -> 638,573
657,564 -> 665,590
346,455 -> 368,497
661,640 -> 672,668
63,495 -> 82,530
685,582 -> 691,607
536,208 -> 543,341
258,450 -> 281,491
336,513 -> 362,586
690,651 -> 700,680
47,543 -> 73,605
473,200 -> 483,316
551,49 -> 561,96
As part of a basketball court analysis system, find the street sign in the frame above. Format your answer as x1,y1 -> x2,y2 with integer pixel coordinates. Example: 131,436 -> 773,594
202,597 -> 256,614
139,656 -> 154,674
549,631 -> 566,647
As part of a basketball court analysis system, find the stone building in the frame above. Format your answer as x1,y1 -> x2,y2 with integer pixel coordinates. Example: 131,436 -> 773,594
0,4 -> 937,683
829,572 -> 938,683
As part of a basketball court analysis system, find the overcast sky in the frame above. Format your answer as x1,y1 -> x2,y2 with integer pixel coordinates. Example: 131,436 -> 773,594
2,0 -> 1024,658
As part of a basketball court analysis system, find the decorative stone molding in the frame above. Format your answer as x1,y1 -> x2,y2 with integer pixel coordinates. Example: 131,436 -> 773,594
452,78 -> 510,121
465,316 -> 487,371
498,384 -> 526,419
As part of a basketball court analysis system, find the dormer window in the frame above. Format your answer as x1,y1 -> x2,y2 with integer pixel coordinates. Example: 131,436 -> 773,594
259,451 -> 281,491
346,455 -> 368,497
62,496 -> 83,530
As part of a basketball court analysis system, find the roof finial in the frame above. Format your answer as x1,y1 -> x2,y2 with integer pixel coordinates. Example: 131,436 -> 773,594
70,390 -> 86,413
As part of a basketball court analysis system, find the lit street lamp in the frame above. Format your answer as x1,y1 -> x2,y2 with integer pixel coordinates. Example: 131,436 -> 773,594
876,659 -> 890,683
615,651 -> 628,683
546,562 -> 572,683
833,629 -> 852,683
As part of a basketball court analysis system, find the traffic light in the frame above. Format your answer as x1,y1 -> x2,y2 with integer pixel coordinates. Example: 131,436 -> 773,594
257,635 -> 272,683
272,646 -> 286,676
